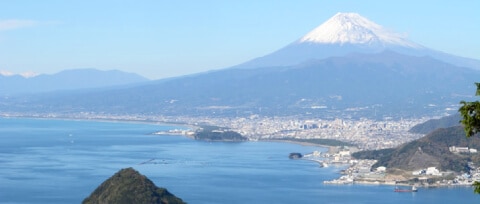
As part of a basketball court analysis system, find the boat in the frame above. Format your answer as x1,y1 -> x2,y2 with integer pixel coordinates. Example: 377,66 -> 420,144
394,186 -> 417,192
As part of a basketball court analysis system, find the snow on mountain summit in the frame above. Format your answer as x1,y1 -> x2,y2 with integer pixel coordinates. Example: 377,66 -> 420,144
0,70 -> 15,77
0,70 -> 39,78
299,12 -> 421,48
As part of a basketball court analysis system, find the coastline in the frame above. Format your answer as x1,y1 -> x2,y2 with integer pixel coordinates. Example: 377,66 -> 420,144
0,114 -> 199,130
263,139 -> 476,189
325,178 -> 476,189
263,138 -> 356,149
316,159 -> 477,189
262,139 -> 333,148
2,114 -> 475,190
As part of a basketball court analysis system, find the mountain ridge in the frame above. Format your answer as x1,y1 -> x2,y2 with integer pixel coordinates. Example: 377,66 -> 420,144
409,114 -> 462,134
233,13 -> 480,70
0,68 -> 149,95
2,13 -> 480,119
4,51 -> 479,118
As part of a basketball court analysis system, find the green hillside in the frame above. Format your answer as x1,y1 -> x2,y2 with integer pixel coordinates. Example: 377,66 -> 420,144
194,129 -> 247,142
353,126 -> 480,172
82,167 -> 186,204
409,114 -> 461,134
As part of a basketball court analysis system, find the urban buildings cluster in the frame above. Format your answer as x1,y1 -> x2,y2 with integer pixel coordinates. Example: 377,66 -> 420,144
169,115 -> 429,150
1,112 -> 431,150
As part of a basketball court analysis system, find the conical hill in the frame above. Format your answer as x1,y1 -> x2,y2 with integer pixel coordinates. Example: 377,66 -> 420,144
82,167 -> 186,204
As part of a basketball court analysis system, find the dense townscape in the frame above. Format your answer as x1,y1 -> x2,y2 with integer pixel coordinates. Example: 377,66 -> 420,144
2,112 -> 427,150
186,115 -> 427,150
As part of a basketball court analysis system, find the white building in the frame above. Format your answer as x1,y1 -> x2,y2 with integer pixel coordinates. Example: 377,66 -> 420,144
449,146 -> 477,154
426,167 -> 441,176
339,150 -> 350,157
376,166 -> 386,172
449,146 -> 470,153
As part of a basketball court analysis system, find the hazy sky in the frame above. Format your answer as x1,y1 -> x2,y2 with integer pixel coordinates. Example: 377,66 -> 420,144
1,1 -> 479,79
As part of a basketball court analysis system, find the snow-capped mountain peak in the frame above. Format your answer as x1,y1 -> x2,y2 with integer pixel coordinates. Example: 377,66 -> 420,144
0,70 -> 39,78
19,71 -> 39,78
299,12 -> 421,48
0,70 -> 15,77
234,12 -> 480,70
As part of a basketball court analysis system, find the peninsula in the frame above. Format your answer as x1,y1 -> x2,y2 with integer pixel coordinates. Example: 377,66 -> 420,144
320,125 -> 480,187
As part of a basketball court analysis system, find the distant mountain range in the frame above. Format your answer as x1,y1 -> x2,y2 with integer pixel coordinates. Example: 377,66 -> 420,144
6,51 -> 477,118
2,13 -> 480,119
0,68 -> 148,95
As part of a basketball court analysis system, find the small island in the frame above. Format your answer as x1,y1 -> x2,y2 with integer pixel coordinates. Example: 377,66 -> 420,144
289,152 -> 303,159
194,126 -> 247,142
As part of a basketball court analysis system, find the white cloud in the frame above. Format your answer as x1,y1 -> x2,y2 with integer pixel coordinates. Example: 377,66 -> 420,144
0,19 -> 37,31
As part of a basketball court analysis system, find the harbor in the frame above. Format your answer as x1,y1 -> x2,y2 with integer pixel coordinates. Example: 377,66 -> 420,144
297,147 -> 479,189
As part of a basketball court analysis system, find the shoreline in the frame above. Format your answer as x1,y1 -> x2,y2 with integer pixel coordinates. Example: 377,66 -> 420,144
0,115 -> 199,130
1,115 -> 345,148
261,139 -> 334,148
2,115 -> 475,190
340,180 -> 475,189
324,179 -> 475,189
263,138 -> 357,150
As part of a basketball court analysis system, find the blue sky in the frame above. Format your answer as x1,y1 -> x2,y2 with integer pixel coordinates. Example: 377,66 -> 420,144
0,1 -> 479,79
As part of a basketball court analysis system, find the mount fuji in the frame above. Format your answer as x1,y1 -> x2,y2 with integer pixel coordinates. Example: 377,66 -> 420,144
4,13 -> 480,119
235,12 -> 480,70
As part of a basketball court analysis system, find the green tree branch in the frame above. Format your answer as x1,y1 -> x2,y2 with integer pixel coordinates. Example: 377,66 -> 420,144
459,83 -> 480,138
459,82 -> 480,194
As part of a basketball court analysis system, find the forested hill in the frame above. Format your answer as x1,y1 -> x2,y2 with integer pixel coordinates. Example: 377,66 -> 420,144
194,129 -> 247,142
82,168 -> 185,204
409,114 -> 461,134
353,126 -> 480,172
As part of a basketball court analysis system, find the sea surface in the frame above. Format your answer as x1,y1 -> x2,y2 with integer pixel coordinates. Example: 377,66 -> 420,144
0,117 -> 478,203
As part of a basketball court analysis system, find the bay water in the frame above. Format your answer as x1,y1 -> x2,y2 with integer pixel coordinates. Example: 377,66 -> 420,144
0,117 -> 477,203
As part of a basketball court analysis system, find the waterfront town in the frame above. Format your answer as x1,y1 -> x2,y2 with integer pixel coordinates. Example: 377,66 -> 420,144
182,115 -> 427,150
0,112 -> 428,150
0,112 -> 433,153
302,146 -> 480,187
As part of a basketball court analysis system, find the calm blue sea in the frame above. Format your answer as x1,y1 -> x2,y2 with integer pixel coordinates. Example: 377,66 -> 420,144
0,117 -> 478,203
